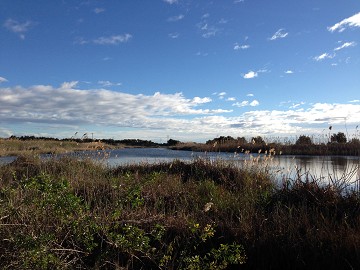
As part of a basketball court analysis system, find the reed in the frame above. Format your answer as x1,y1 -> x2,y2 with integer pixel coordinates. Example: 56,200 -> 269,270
0,155 -> 359,269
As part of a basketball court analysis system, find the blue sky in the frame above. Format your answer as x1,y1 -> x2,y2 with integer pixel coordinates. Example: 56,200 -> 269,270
1,0 -> 360,142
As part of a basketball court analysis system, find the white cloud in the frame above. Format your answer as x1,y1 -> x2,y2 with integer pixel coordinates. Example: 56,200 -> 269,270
234,43 -> 250,50
98,81 -> 122,87
168,32 -> 180,39
94,8 -> 105,14
233,101 -> 249,107
197,20 -> 219,38
0,76 -> 8,83
168,14 -> 184,22
250,100 -> 259,106
2,83 -> 360,140
334,41 -> 356,51
247,93 -> 254,97
60,81 -> 79,89
328,12 -> 360,32
234,0 -> 244,3
285,70 -> 294,74
314,53 -> 335,61
163,0 -> 178,4
3,18 -> 34,39
349,100 -> 360,103
227,97 -> 236,101
93,34 -> 132,45
269,29 -> 288,40
243,71 -> 258,79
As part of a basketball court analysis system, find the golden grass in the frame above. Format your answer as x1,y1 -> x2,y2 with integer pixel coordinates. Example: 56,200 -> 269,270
0,138 -> 115,157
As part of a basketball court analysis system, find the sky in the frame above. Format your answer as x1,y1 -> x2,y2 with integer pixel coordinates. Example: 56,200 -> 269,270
1,0 -> 360,142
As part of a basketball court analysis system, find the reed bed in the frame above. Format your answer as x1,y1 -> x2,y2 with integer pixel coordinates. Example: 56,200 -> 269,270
0,154 -> 359,269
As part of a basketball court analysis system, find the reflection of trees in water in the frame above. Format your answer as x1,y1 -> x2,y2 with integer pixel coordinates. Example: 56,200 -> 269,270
330,156 -> 348,171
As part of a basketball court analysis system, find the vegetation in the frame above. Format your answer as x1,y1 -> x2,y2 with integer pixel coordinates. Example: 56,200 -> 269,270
172,134 -> 360,156
1,154 -> 360,269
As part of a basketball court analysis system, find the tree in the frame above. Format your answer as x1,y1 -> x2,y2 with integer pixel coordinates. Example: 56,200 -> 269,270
330,132 -> 347,144
295,135 -> 313,145
167,139 -> 180,146
251,136 -> 265,144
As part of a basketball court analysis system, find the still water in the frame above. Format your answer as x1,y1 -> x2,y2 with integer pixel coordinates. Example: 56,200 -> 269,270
1,148 -> 359,187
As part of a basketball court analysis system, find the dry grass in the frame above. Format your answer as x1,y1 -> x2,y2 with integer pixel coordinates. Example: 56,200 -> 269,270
1,155 -> 360,269
0,138 -> 114,157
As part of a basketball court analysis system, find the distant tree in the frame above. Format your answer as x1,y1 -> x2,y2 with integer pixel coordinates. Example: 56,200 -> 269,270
167,139 -> 180,146
206,136 -> 235,145
330,132 -> 347,144
349,138 -> 360,145
236,137 -> 247,144
295,135 -> 313,145
251,136 -> 265,144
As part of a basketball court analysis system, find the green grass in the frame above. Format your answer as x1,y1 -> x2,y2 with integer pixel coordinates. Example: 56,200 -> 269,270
1,155 -> 360,269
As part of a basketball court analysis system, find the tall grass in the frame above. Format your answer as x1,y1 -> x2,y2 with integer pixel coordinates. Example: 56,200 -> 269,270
1,155 -> 360,269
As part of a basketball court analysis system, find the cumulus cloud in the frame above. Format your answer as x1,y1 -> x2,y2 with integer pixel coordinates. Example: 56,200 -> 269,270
250,100 -> 259,106
1,83 -> 360,139
93,34 -> 132,45
334,41 -> 357,51
285,70 -> 294,74
3,18 -> 34,39
314,53 -> 335,61
0,76 -> 8,83
328,12 -> 360,33
269,29 -> 288,40
243,71 -> 258,79
0,84 -> 229,129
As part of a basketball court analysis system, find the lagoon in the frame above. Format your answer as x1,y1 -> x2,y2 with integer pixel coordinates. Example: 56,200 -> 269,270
1,148 -> 359,188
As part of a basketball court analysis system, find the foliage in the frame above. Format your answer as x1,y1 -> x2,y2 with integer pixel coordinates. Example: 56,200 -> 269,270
330,132 -> 347,144
1,156 -> 360,269
295,135 -> 313,145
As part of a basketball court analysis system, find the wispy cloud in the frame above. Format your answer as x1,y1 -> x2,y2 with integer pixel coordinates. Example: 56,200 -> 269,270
76,34 -> 132,45
227,97 -> 236,101
197,15 -> 220,38
269,28 -> 288,41
94,8 -> 105,14
93,34 -> 132,45
234,43 -> 250,50
328,12 -> 360,32
314,52 -> 335,61
163,0 -> 178,4
285,70 -> 294,74
243,71 -> 258,79
3,18 -> 34,39
334,41 -> 356,51
98,81 -> 122,87
232,100 -> 259,107
0,77 -> 8,83
168,32 -> 180,39
234,0 -> 245,3
167,14 -> 184,22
